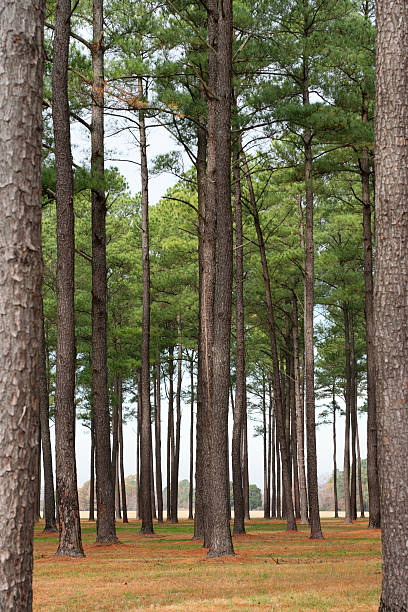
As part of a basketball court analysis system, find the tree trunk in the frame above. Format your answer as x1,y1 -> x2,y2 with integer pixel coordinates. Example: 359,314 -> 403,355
375,4 -> 408,606
302,35 -> 322,537
167,347 -> 174,522
150,437 -> 156,520
350,311 -> 358,521
356,425 -> 365,519
243,150 -> 296,531
189,357 -> 195,521
292,294 -> 308,523
232,145 -> 246,534
155,361 -> 163,523
138,75 -> 153,534
0,2 -> 44,606
52,0 -> 84,557
343,304 -> 352,524
271,383 -> 277,518
194,113 -> 208,541
136,370 -> 141,520
39,303 -> 57,532
332,387 -> 339,519
34,426 -> 41,523
276,432 -> 281,520
266,379 -> 272,520
171,319 -> 183,524
89,419 -> 95,521
118,379 -> 128,523
242,395 -> 250,521
112,377 -> 120,519
204,0 -> 235,557
91,0 -> 117,544
361,93 -> 380,530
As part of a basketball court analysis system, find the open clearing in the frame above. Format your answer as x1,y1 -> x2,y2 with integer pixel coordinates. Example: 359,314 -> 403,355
33,518 -> 381,611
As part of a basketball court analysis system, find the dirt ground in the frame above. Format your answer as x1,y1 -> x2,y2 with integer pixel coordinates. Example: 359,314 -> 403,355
33,517 -> 381,611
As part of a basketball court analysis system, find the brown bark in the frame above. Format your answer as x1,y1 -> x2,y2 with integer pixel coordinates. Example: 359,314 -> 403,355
89,418 -> 95,521
138,76 -> 153,534
189,357 -> 195,521
350,312 -> 358,521
118,380 -> 128,523
194,115 -> 208,541
343,304 -> 352,524
332,387 -> 339,519
356,425 -> 365,519
52,0 -> 84,558
171,320 -> 183,524
292,295 -> 308,523
40,303 -> 57,532
167,347 -> 174,522
91,0 -> 117,544
361,95 -> 381,530
232,146 -> 246,534
270,383 -> 277,518
375,3 -> 408,606
0,1 -> 44,603
262,375 -> 269,519
112,377 -> 120,519
266,380 -> 272,519
242,395 -> 250,521
204,0 -> 235,557
302,16 -> 322,536
155,361 -> 163,523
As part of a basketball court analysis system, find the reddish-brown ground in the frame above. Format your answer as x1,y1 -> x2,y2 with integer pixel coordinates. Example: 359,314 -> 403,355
33,518 -> 381,610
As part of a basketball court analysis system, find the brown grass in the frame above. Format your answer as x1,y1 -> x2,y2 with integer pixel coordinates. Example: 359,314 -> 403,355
33,518 -> 382,611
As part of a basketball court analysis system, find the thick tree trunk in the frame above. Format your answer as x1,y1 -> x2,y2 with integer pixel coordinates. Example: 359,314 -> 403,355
361,95 -> 381,530
292,295 -> 308,523
243,151 -> 296,531
91,0 -> 117,544
204,0 -> 235,557
52,0 -> 84,558
138,77 -> 153,534
118,379 -> 128,523
343,304 -> 352,524
0,1 -> 44,603
40,304 -> 57,532
155,361 -> 163,523
232,146 -> 246,534
189,357 -> 195,521
375,4 -> 408,606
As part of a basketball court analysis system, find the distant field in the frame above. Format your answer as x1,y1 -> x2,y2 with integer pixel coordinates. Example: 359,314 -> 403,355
77,510 -> 346,519
33,517 -> 381,611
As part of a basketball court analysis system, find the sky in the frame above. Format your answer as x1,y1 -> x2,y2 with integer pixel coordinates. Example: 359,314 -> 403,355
56,112 -> 368,493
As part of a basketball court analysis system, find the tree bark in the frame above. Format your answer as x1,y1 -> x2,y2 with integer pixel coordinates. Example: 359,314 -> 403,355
138,75 -> 153,534
118,379 -> 128,523
204,0 -> 235,557
89,418 -> 95,521
91,0 -> 117,544
0,1 -> 44,603
112,377 -> 120,518
271,383 -> 277,518
52,0 -> 84,557
194,114 -> 208,541
375,3 -> 408,606
167,347 -> 174,522
356,425 -> 365,519
189,357 -> 195,521
350,311 -> 358,521
39,302 -> 57,532
171,320 -> 183,524
155,361 -> 163,523
343,304 -> 352,524
361,94 -> 381,530
232,146 -> 246,534
292,294 -> 308,523
332,386 -> 339,519
242,394 -> 250,521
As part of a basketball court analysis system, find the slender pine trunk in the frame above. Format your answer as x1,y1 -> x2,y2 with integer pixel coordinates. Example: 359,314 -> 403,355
155,361 -> 163,523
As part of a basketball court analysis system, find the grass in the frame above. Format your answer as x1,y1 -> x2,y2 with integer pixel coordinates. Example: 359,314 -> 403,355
33,517 -> 382,611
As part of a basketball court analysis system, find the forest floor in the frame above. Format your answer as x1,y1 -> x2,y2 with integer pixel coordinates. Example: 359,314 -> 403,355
33,518 -> 381,611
